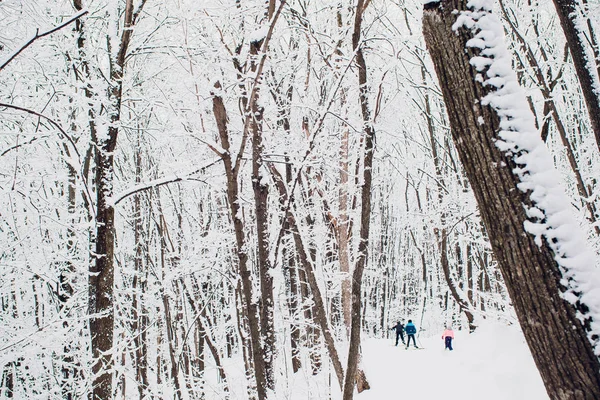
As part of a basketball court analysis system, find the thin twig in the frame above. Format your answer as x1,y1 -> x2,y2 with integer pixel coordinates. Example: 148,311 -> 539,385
0,102 -> 80,159
0,10 -> 89,72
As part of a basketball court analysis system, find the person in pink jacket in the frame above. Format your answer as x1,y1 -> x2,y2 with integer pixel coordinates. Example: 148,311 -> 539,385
442,327 -> 454,350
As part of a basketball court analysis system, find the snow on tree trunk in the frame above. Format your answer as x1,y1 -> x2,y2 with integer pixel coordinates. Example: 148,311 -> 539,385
423,0 -> 600,398
212,82 -> 267,400
249,36 -> 276,394
343,1 -> 373,399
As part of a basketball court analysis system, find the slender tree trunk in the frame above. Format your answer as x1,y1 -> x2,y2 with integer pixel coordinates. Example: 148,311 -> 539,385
268,165 -> 344,389
498,0 -> 600,235
58,142 -> 77,400
551,0 -> 600,152
339,126 -> 353,334
283,247 -> 302,373
88,2 -> 145,397
185,277 -> 230,396
423,2 -> 600,398
158,214 -> 183,400
343,1 -> 374,398
132,142 -> 148,399
440,229 -> 476,331
212,82 -> 267,400
335,8 -> 353,336
249,39 -> 276,392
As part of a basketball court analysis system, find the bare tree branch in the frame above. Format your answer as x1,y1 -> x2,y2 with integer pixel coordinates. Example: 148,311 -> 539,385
0,10 -> 88,72
0,102 -> 81,159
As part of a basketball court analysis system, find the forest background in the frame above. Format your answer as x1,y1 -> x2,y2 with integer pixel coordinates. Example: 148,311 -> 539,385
0,0 -> 599,399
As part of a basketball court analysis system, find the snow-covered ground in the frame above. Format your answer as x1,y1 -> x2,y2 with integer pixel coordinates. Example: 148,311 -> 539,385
218,322 -> 549,399
358,323 -> 548,400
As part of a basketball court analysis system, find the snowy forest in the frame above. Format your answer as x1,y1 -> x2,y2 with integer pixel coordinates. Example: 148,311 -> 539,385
1,0 -> 600,399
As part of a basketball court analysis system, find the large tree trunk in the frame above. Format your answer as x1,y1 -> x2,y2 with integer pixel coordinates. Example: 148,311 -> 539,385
423,2 -> 600,399
551,0 -> 600,153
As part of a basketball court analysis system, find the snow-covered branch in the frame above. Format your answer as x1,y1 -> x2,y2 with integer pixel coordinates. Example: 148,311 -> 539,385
111,159 -> 220,206
0,10 -> 88,72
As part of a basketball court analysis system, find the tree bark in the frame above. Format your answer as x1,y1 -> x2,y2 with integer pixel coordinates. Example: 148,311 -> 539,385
423,2 -> 600,398
498,0 -> 600,235
268,164 -> 344,388
132,141 -> 149,400
212,82 -> 267,400
88,2 -> 145,397
283,161 -> 302,374
89,132 -> 116,400
343,1 -> 374,398
551,0 -> 600,153
440,229 -> 476,332
249,37 -> 276,392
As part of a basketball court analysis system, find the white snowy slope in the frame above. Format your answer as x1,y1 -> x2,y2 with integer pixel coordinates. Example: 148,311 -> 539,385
358,323 -> 548,400
214,322 -> 548,399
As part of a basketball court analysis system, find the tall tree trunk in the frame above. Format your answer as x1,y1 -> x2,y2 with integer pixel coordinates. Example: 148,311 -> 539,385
89,131 -> 116,400
88,2 -> 145,397
268,165 -> 344,389
158,214 -> 183,400
58,141 -> 77,400
440,229 -> 476,331
498,0 -> 600,235
132,141 -> 148,399
335,8 -> 353,336
281,157 -> 302,374
343,1 -> 374,399
551,0 -> 600,152
212,82 -> 267,400
423,2 -> 600,398
339,126 -> 353,334
249,37 -> 276,392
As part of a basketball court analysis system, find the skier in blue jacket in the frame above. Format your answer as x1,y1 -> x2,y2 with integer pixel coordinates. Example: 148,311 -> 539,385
405,320 -> 418,349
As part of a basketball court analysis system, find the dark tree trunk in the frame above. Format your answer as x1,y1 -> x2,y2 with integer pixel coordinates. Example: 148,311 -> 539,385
423,2 -> 600,398
132,143 -> 149,400
343,1 -> 374,399
249,37 -> 276,391
87,1 -> 145,397
551,0 -> 600,153
268,165 -> 344,388
282,246 -> 302,373
89,142 -> 116,400
440,229 -> 476,332
212,82 -> 267,400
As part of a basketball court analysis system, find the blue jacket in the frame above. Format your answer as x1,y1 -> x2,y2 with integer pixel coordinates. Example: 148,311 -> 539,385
405,322 -> 417,335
